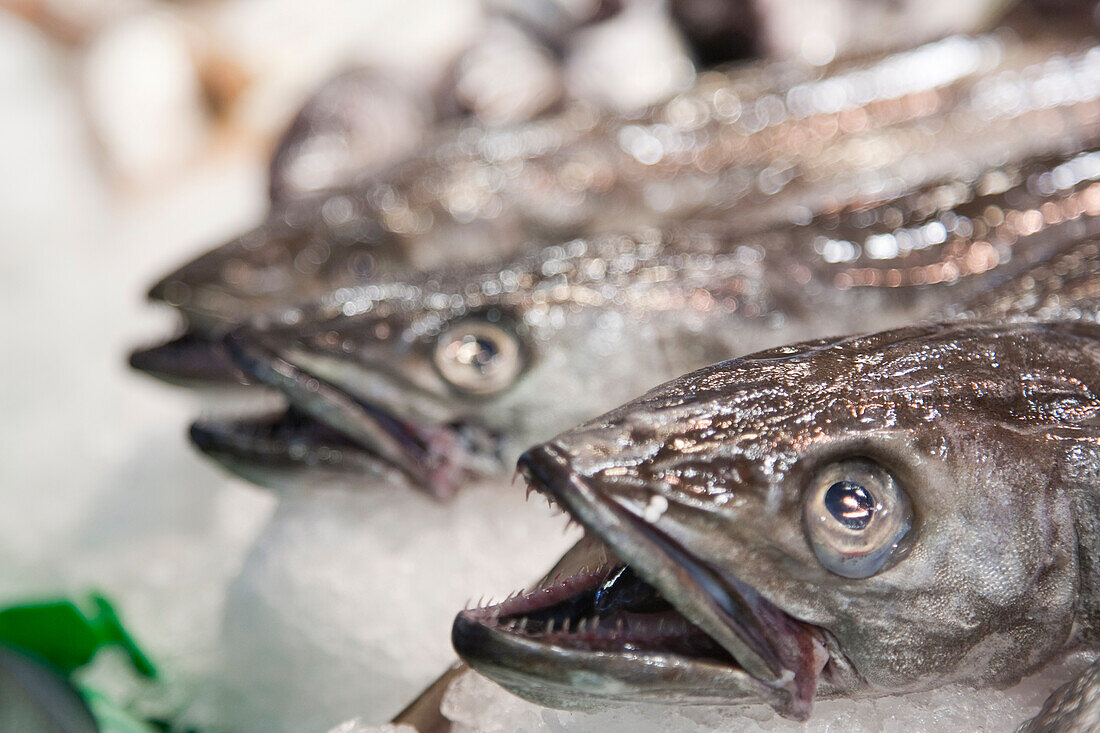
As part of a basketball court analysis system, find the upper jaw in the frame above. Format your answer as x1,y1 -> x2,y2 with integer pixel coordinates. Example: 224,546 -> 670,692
129,331 -> 250,387
456,442 -> 850,720
220,326 -> 499,498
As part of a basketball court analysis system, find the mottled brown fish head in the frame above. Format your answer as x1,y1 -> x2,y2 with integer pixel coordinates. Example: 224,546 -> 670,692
455,320 -> 1100,719
132,192 -> 403,386
190,248 -> 582,497
190,232 -> 726,497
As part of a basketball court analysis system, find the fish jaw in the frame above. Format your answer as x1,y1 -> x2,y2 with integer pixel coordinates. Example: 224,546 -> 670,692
189,409 -> 402,491
219,326 -> 499,498
452,579 -> 798,711
454,444 -> 842,721
129,332 -> 250,387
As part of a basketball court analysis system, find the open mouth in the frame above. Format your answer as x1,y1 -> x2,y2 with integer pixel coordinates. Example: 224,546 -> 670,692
207,329 -> 500,497
453,445 -> 847,720
454,541 -> 750,681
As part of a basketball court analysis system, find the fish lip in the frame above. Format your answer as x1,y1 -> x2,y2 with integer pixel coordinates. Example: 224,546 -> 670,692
188,409 -> 402,487
190,409 -> 365,465
128,331 -> 250,387
221,326 -> 493,498
494,442 -> 830,720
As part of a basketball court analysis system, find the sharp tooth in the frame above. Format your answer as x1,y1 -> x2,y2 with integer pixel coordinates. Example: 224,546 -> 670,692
592,615 -> 600,631
546,619 -> 555,634
477,595 -> 485,608
616,618 -> 625,635
518,617 -> 528,632
577,618 -> 588,633
562,618 -> 571,633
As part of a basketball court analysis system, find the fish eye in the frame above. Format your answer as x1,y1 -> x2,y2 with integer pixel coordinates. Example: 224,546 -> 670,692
433,318 -> 524,395
802,459 -> 912,579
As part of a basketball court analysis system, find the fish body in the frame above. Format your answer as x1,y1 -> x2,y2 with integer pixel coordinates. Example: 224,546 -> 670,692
0,646 -> 98,733
451,237 -> 1100,726
136,29 -> 1100,384
200,146 -> 1100,495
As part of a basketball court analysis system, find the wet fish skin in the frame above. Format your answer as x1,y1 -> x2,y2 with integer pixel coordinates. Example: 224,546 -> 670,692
144,30 -> 1100,349
201,144 -> 1100,495
453,240 -> 1100,720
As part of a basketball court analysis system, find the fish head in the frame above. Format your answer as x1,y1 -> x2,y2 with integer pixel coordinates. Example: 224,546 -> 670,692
455,320 -> 1100,718
134,194 -> 402,386
138,175 -> 538,386
198,233 -> 707,497
205,258 -> 579,497
147,195 -> 399,333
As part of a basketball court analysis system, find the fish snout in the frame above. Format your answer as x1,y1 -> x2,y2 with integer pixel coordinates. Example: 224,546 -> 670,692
129,332 -> 248,386
516,442 -> 576,501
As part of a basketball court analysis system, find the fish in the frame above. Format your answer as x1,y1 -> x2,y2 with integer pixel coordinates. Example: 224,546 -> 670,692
192,146 -> 1100,496
0,646 -> 98,733
133,28 -> 1100,385
450,237 -> 1100,727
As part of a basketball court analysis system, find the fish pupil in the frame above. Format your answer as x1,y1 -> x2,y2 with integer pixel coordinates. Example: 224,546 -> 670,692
825,480 -> 875,530
454,335 -> 499,371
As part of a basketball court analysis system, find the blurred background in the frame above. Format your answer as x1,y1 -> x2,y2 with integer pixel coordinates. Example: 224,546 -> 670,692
2,0 -> 1097,731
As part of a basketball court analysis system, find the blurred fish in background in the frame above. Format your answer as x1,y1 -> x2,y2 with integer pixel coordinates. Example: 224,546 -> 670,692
194,144 -> 1100,498
128,1 -> 1094,391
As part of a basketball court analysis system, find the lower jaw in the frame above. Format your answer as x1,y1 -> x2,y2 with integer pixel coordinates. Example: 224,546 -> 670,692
190,409 -> 390,485
453,614 -> 773,711
452,536 -> 834,718
189,406 -> 499,498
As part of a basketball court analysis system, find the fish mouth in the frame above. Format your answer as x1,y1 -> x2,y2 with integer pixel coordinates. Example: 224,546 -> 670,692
217,329 -> 500,498
129,331 -> 249,387
454,444 -> 850,720
189,407 -> 400,487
